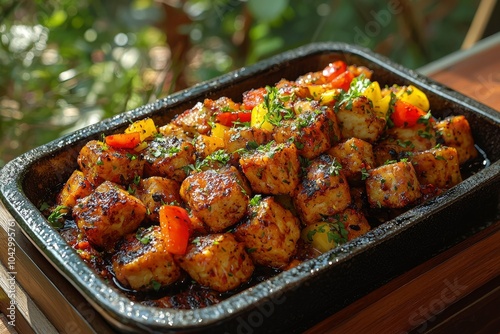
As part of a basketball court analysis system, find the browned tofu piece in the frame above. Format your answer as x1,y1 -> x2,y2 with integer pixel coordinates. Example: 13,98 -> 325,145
273,105 -> 341,159
410,146 -> 462,189
373,123 -> 437,166
73,181 -> 146,249
434,115 -> 478,164
234,196 -> 300,268
372,142 -> 407,168
366,161 -> 421,208
387,124 -> 437,152
223,126 -> 272,159
336,96 -> 386,143
293,154 -> 351,225
56,170 -> 93,209
112,226 -> 181,291
180,166 -> 249,232
239,141 -> 300,195
77,140 -> 145,187
175,233 -> 254,292
158,123 -> 193,142
133,176 -> 182,222
143,135 -> 195,182
172,101 -> 213,136
328,137 -> 375,183
329,208 -> 371,241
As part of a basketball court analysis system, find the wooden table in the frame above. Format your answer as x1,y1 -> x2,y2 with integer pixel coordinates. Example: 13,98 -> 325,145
1,33 -> 499,334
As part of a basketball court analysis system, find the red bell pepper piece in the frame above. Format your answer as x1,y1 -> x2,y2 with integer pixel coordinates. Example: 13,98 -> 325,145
105,132 -> 141,149
216,111 -> 252,127
391,100 -> 427,128
159,205 -> 192,255
330,71 -> 354,91
322,60 -> 347,82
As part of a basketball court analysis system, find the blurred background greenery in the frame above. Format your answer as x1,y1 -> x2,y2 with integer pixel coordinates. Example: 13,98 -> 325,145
0,0 -> 482,167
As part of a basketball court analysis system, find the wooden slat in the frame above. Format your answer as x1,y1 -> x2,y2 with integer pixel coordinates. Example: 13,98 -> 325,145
0,201 -> 114,334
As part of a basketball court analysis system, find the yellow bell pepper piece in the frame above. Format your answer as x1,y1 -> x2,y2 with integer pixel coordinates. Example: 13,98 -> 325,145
251,102 -> 274,131
301,222 -> 343,254
125,118 -> 157,141
320,89 -> 339,106
307,84 -> 330,100
363,81 -> 390,117
211,122 -> 230,139
397,85 -> 430,112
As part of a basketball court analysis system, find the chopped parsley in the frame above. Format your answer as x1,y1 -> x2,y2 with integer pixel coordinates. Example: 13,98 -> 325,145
263,86 -> 295,127
335,74 -> 371,111
47,205 -> 68,229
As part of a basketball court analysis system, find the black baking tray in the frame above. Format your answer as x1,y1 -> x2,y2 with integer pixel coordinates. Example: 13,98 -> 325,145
1,43 -> 499,333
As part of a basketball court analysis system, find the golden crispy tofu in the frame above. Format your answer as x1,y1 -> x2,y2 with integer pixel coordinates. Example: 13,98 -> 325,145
410,146 -> 462,189
112,226 -> 181,291
56,170 -> 93,209
366,161 -> 421,208
328,137 -> 375,183
175,233 -> 254,292
73,181 -> 146,250
273,105 -> 341,159
373,123 -> 437,167
180,166 -> 249,232
143,134 -> 195,182
77,140 -> 145,187
293,154 -> 351,225
239,141 -> 300,195
329,208 -> 371,241
172,101 -> 213,136
234,196 -> 300,268
158,123 -> 193,142
435,115 -> 478,164
336,96 -> 386,143
224,126 -> 272,161
133,176 -> 182,222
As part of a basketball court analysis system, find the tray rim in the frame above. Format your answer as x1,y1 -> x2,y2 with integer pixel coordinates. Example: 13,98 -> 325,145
1,42 -> 500,332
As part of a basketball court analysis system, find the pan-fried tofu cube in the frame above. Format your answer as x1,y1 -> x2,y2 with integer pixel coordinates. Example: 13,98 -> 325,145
73,181 -> 146,249
77,140 -> 145,187
273,105 -> 341,159
336,96 -> 386,143
143,134 -> 195,182
56,170 -> 93,209
239,141 -> 300,195
234,196 -> 300,268
409,146 -> 462,189
329,208 -> 371,241
175,233 -> 254,292
435,115 -> 478,164
328,137 -> 375,183
172,101 -> 213,136
373,123 -> 437,166
366,161 -> 421,208
224,126 -> 272,161
132,176 -> 182,222
112,226 -> 181,291
180,166 -> 249,232
293,154 -> 351,225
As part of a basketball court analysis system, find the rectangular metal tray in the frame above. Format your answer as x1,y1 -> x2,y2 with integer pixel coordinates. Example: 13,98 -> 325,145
1,43 -> 499,333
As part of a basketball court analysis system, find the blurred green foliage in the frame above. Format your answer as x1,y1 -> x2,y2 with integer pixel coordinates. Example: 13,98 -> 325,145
0,0 -> 479,167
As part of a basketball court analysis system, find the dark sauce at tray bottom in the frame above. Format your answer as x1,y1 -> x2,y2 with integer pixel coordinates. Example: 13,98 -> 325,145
54,146 -> 489,310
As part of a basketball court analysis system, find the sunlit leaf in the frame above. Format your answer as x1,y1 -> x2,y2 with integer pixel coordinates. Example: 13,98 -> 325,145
45,9 -> 68,28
